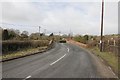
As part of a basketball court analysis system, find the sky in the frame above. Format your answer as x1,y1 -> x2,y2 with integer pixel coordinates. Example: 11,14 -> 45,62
0,0 -> 118,35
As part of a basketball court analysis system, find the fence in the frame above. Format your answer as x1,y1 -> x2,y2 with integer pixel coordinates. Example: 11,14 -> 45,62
87,39 -> 119,56
98,40 -> 119,56
102,44 -> 119,56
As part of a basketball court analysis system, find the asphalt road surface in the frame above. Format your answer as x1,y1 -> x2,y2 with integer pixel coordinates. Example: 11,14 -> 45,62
3,43 -> 117,79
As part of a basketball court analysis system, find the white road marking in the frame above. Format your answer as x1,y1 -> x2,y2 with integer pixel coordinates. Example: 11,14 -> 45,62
67,48 -> 69,52
23,75 -> 31,80
111,71 -> 116,76
108,66 -> 117,76
108,66 -> 112,70
50,54 -> 66,65
26,76 -> 31,78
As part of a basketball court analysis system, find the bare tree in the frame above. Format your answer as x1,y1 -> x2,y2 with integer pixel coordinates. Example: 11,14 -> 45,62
21,31 -> 29,38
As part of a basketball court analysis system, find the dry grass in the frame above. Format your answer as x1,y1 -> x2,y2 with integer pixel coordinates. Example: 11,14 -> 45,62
1,46 -> 48,61
90,47 -> 118,74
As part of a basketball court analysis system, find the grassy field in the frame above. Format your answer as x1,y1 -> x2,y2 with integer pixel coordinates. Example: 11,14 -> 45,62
1,46 -> 48,61
89,47 -> 118,74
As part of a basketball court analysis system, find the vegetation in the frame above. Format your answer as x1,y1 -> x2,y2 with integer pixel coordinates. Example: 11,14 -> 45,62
73,35 -> 93,44
2,28 -> 20,40
73,34 -> 119,54
1,27 -> 55,60
90,47 -> 118,74
1,27 -> 53,41
21,31 -> 29,39
2,40 -> 49,54
1,46 -> 48,61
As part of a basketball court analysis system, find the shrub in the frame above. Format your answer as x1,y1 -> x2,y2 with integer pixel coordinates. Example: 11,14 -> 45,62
2,40 -> 49,54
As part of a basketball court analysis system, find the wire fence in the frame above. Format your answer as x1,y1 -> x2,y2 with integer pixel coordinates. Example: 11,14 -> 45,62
87,37 -> 119,56
97,39 -> 120,56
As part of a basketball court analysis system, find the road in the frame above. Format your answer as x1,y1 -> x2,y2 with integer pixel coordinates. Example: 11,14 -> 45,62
3,42 -> 117,79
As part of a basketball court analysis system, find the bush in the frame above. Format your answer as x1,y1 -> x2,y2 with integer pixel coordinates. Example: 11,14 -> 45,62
2,40 -> 49,54
73,36 -> 87,44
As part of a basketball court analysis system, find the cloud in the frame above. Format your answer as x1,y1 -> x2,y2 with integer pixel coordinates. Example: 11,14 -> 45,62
1,0 -> 119,2
2,2 -> 45,23
0,1 -> 118,35
104,2 -> 118,34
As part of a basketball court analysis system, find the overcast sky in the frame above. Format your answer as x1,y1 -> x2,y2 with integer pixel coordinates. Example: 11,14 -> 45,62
0,0 -> 118,35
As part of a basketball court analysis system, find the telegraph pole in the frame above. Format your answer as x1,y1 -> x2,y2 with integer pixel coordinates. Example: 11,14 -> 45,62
100,0 -> 104,52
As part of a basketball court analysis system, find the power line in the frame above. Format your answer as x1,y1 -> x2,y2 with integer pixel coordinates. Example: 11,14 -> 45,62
0,22 -> 38,27
0,22 -> 61,35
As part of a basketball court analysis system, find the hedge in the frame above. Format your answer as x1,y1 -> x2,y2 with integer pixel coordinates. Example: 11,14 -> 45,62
2,40 -> 49,54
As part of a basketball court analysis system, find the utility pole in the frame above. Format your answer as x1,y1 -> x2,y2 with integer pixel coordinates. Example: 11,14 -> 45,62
39,26 -> 41,36
100,0 -> 104,52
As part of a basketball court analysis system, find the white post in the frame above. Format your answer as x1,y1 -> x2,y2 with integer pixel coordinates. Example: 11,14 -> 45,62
114,40 -> 116,46
108,40 -> 109,45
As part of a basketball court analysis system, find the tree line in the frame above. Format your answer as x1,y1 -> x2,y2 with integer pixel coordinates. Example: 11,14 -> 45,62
1,27 -> 29,40
0,27 -> 54,40
73,35 -> 95,44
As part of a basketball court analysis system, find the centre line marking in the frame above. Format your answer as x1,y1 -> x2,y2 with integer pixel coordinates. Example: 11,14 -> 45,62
50,54 -> 66,66
67,48 -> 69,52
26,76 -> 31,78
23,76 -> 31,80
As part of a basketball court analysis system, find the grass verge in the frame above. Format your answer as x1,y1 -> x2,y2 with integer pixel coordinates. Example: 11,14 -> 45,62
89,47 -> 118,75
0,46 -> 48,61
